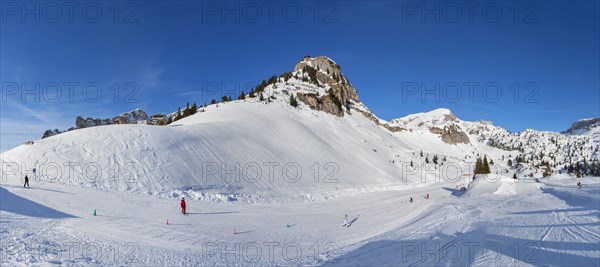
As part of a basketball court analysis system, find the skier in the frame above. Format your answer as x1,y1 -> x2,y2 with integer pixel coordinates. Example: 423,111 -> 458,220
23,175 -> 30,188
409,197 -> 413,203
577,182 -> 582,189
180,197 -> 187,215
342,215 -> 349,227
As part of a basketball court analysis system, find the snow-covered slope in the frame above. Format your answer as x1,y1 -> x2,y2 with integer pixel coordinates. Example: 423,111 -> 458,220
1,170 -> 598,266
2,98 -> 425,203
1,56 -> 599,266
2,56 -> 598,203
564,118 -> 600,136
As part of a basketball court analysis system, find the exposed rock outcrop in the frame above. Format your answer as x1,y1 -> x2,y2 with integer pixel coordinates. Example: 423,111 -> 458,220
43,109 -> 148,139
563,118 -> 600,135
296,93 -> 343,117
292,56 -> 407,132
355,109 -> 406,133
437,124 -> 470,145
293,56 -> 359,117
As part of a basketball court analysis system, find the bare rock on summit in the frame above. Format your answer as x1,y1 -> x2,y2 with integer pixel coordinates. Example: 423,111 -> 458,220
437,124 -> 470,145
563,118 -> 600,135
294,56 -> 360,117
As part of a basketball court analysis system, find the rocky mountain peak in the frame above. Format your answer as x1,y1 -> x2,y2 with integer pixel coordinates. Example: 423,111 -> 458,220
43,109 -> 149,139
292,56 -> 361,117
294,56 -> 339,75
563,117 -> 600,135
389,108 -> 458,128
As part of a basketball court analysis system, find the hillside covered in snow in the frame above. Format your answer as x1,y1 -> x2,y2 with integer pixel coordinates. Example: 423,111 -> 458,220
1,56 -> 598,266
4,56 -> 598,201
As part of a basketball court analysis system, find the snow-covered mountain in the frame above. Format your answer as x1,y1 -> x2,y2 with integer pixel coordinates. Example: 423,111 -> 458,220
2,56 -> 599,203
2,56 -> 599,266
563,118 -> 600,136
42,109 -> 150,139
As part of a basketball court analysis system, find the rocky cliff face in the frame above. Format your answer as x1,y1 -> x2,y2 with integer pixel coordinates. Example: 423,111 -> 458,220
563,118 -> 600,135
291,56 -> 405,132
43,109 -> 148,139
75,117 -> 113,129
387,108 -> 469,144
293,56 -> 359,117
296,93 -> 343,116
433,124 -> 470,144
76,109 -> 148,128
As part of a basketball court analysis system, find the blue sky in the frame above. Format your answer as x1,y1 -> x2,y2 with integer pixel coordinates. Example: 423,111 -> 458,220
1,1 -> 599,151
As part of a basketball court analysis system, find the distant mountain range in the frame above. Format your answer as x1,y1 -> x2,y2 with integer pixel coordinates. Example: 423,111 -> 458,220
9,56 -> 596,203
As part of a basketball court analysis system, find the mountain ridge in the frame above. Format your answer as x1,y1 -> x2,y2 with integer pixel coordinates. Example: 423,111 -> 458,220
3,56 -> 597,203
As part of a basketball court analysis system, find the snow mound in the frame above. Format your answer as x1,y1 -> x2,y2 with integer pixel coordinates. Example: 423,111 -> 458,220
1,100 -> 420,203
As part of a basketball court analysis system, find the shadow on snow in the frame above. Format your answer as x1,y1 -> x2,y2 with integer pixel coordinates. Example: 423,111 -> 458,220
0,186 -> 77,219
322,228 -> 600,266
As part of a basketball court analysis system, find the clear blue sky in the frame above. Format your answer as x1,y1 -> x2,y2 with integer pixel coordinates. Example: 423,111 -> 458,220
1,1 -> 599,151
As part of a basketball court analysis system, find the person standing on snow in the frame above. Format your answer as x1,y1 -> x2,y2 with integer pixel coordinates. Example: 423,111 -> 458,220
23,175 -> 30,188
342,215 -> 349,227
180,197 -> 187,215
409,197 -> 413,203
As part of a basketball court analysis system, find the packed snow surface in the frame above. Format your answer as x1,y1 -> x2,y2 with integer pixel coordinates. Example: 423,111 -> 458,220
1,80 -> 599,265
1,174 -> 598,266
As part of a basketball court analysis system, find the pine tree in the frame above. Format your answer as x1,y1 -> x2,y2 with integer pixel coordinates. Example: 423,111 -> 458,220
513,173 -> 517,179
191,102 -> 197,115
508,159 -> 512,167
261,80 -> 267,89
432,155 -> 438,164
289,94 -> 298,107
259,93 -> 264,101
475,158 -> 482,174
420,150 -> 423,157
410,160 -> 413,167
425,156 -> 429,164
182,102 -> 190,117
543,164 -> 551,177
483,156 -> 490,174
568,164 -> 574,174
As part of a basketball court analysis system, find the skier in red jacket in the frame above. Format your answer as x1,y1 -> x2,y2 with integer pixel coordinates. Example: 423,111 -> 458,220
180,197 -> 187,215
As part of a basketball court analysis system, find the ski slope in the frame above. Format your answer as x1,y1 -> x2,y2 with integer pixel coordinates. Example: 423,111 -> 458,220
3,98 -> 438,204
1,173 -> 598,266
1,55 -> 598,265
